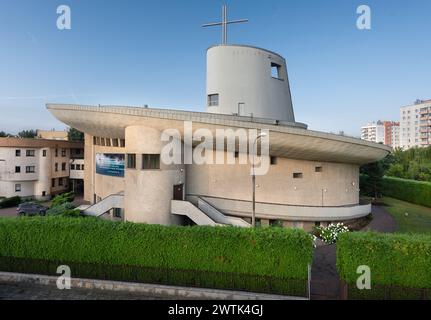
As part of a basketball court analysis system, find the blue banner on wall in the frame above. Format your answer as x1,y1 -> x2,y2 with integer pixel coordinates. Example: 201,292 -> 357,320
95,153 -> 125,177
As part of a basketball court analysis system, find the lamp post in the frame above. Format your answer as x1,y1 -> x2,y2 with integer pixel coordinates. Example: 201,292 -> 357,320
251,133 -> 267,227
321,188 -> 327,207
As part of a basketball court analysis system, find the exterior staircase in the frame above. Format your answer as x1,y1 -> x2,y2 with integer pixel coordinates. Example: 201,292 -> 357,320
78,193 -> 124,217
171,197 -> 251,227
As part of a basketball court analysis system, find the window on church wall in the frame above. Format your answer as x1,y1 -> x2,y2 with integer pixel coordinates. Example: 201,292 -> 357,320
127,154 -> 136,169
142,154 -> 160,170
293,172 -> 303,179
208,94 -> 219,107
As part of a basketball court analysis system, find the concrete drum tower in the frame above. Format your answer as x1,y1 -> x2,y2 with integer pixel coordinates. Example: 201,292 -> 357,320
206,45 -> 295,122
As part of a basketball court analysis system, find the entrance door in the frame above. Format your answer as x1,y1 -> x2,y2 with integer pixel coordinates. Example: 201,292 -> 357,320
173,184 -> 184,200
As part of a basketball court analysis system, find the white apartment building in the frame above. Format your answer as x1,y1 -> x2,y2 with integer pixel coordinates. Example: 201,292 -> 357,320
361,121 -> 385,144
0,137 -> 84,199
400,99 -> 431,149
391,124 -> 400,149
361,121 -> 400,148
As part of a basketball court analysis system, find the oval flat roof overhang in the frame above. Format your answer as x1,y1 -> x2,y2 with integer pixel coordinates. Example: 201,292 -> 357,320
47,104 -> 391,165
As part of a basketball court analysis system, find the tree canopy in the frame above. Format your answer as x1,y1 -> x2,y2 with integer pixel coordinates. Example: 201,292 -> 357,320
387,147 -> 431,182
17,129 -> 37,138
67,127 -> 84,141
0,131 -> 13,137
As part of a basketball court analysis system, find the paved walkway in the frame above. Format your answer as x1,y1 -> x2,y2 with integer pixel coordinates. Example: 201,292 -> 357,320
361,204 -> 397,233
310,204 -> 397,300
0,281 -> 161,300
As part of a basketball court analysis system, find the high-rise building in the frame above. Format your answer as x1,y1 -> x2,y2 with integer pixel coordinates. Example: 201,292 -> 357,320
361,121 -> 400,148
400,99 -> 431,149
383,121 -> 400,149
361,121 -> 385,144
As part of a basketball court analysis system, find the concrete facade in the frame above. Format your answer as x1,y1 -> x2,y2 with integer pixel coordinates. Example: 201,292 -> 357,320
46,44 -> 391,229
400,99 -> 431,149
0,138 -> 84,199
46,106 -> 390,227
206,45 -> 295,122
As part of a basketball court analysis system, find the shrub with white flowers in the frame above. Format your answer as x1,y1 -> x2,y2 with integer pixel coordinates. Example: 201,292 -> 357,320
315,223 -> 349,244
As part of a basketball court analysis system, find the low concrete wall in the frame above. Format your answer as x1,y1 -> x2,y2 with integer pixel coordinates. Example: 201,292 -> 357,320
189,195 -> 371,222
0,272 -> 306,300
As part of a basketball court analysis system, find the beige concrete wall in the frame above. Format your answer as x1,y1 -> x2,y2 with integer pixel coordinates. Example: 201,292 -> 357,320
186,150 -> 359,207
34,147 -> 51,198
36,130 -> 68,140
189,195 -> 371,223
124,126 -> 184,225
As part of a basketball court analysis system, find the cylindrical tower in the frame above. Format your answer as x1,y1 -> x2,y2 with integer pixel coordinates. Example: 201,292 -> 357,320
34,148 -> 51,200
206,44 -> 295,122
124,126 -> 185,225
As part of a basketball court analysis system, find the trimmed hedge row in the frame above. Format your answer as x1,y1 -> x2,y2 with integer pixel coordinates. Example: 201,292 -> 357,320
382,176 -> 431,208
337,232 -> 431,289
0,217 -> 313,295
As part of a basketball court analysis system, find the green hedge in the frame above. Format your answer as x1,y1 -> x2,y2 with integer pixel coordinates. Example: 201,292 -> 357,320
0,217 -> 313,295
0,196 -> 21,208
382,176 -> 431,208
337,232 -> 431,290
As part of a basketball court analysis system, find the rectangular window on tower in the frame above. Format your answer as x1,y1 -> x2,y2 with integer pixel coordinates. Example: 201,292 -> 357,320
208,94 -> 219,107
271,62 -> 283,80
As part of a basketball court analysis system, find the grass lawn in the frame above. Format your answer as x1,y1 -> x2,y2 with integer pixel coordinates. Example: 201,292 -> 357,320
382,197 -> 431,234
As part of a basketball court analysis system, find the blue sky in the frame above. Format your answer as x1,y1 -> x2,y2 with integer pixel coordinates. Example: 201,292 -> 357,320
0,0 -> 430,136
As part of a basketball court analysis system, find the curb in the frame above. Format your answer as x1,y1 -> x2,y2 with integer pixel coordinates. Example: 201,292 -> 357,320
0,272 -> 307,300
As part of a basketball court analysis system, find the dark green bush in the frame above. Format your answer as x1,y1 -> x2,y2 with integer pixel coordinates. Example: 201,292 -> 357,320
50,192 -> 75,208
0,217 -> 313,295
337,232 -> 431,289
46,202 -> 81,217
0,196 -> 21,208
382,176 -> 431,208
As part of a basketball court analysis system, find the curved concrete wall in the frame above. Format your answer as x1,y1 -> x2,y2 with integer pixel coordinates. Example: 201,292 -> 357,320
206,45 -> 295,122
124,126 -> 185,225
34,148 -> 51,199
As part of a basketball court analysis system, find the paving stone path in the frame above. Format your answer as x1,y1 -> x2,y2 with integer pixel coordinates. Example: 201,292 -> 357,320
310,205 -> 397,300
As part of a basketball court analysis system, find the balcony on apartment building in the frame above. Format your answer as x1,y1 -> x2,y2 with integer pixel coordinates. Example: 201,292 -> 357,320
420,108 -> 429,115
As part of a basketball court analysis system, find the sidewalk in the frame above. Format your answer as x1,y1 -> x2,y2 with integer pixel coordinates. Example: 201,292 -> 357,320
310,205 -> 397,300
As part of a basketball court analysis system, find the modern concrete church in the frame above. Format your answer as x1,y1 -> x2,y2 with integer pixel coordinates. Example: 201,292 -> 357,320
47,7 -> 390,231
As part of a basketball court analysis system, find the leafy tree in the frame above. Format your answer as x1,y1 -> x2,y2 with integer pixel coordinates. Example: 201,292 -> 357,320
17,129 -> 37,138
0,131 -> 13,137
360,154 -> 394,198
386,146 -> 431,182
386,163 -> 404,178
67,127 -> 84,141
